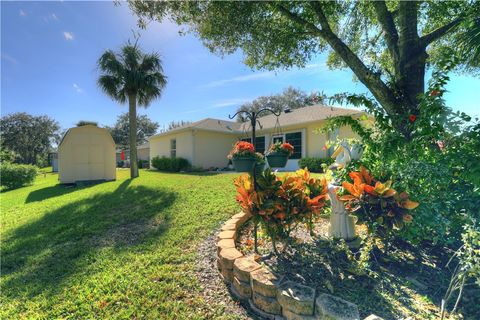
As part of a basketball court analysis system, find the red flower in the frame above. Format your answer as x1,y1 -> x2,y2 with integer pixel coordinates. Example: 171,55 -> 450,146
409,114 -> 417,123
430,90 -> 441,97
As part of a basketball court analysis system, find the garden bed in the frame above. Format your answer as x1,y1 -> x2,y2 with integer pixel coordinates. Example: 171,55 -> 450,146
229,217 -> 480,319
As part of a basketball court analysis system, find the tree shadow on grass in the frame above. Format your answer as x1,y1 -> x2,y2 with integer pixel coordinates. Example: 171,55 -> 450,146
25,181 -> 102,203
2,179 -> 177,300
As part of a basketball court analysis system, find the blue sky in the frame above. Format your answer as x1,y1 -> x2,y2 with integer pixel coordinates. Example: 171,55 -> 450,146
2,1 -> 479,131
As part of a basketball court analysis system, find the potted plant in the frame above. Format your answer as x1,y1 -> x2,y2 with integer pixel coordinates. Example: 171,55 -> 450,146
266,142 -> 294,168
227,141 -> 256,172
254,152 -> 265,175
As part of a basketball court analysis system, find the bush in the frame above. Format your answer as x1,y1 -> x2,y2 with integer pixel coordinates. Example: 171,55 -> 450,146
1,162 -> 37,190
138,159 -> 149,169
151,156 -> 191,172
298,157 -> 333,173
117,160 -> 125,167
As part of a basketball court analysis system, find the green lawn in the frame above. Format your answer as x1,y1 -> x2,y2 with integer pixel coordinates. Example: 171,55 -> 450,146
1,169 -> 240,319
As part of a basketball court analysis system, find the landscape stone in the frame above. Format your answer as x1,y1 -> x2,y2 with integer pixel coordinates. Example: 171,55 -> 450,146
248,299 -> 276,320
219,248 -> 243,269
221,222 -> 237,231
233,257 -> 261,282
250,268 -> 283,297
252,291 -> 282,315
217,238 -> 235,255
232,276 -> 252,299
217,230 -> 236,241
220,267 -> 234,283
364,315 -> 384,320
282,308 -> 316,320
315,294 -> 360,320
277,281 -> 316,315
232,211 -> 251,225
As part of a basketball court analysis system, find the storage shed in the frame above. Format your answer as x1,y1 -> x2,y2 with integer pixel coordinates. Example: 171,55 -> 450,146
58,125 -> 116,183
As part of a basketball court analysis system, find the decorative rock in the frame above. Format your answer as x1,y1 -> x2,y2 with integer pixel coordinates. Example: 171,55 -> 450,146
219,248 -> 243,270
277,281 -> 316,315
282,308 -> 316,320
233,257 -> 261,282
217,239 -> 235,255
251,268 -> 283,298
217,230 -> 236,241
221,222 -> 237,231
216,257 -> 221,270
315,294 -> 360,320
232,276 -> 252,299
220,267 -> 234,283
253,291 -> 282,315
364,315 -> 384,320
248,299 -> 276,320
232,211 -> 251,225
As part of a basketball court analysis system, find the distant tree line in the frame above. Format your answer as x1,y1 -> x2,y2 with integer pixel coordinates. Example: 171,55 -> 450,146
236,87 -> 325,122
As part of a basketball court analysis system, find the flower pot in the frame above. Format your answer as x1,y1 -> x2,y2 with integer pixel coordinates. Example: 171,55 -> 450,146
232,157 -> 256,172
266,153 -> 289,168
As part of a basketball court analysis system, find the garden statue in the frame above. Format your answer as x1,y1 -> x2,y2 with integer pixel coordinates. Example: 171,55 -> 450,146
328,141 -> 363,242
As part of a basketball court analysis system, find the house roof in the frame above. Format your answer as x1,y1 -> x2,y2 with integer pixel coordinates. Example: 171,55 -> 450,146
150,118 -> 242,138
240,104 -> 363,131
150,105 -> 365,139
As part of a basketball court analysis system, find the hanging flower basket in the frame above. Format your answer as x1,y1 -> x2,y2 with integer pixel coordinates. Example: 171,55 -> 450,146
232,157 -> 256,172
266,142 -> 294,168
266,153 -> 289,168
228,141 -> 256,172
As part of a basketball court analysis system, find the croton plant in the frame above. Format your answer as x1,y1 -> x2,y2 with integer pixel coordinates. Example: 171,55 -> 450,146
266,142 -> 294,156
339,166 -> 419,236
227,141 -> 255,159
234,168 -> 328,241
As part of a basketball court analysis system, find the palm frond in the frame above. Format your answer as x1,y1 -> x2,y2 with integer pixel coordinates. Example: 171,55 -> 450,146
98,50 -> 124,77
97,75 -> 127,104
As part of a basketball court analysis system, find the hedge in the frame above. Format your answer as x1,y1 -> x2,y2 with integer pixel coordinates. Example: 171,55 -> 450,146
298,157 -> 333,173
1,162 -> 38,190
151,156 -> 191,172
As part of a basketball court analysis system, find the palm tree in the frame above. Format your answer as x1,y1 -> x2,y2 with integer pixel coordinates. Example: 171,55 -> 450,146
97,44 -> 167,178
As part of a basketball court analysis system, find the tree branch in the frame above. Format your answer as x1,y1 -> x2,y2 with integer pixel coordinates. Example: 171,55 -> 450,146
372,1 -> 399,62
307,1 -> 400,116
274,4 -> 323,37
420,17 -> 464,47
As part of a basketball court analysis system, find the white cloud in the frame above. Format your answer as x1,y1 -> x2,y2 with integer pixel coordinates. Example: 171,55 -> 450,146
63,31 -> 74,41
73,83 -> 84,93
50,13 -> 59,21
200,71 -> 275,89
19,9 -> 27,17
1,53 -> 18,65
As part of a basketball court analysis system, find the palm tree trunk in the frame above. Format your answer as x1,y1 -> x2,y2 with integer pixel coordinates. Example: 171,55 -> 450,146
128,94 -> 139,178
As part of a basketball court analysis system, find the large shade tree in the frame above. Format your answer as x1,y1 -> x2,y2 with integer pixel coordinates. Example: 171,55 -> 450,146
0,112 -> 60,166
106,112 -> 159,149
98,44 -> 167,178
129,1 -> 479,140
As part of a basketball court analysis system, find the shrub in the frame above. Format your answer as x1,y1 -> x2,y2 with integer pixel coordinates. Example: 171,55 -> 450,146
298,157 -> 333,173
1,162 -> 37,190
339,166 -> 419,239
234,168 -> 328,249
151,156 -> 191,172
138,159 -> 149,169
117,160 -> 124,167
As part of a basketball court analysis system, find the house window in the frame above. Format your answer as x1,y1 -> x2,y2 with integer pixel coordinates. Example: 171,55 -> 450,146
241,136 -> 265,154
285,132 -> 302,159
272,136 -> 284,144
170,139 -> 176,158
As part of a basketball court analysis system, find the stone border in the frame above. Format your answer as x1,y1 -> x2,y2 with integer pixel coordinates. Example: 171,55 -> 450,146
216,212 -> 384,320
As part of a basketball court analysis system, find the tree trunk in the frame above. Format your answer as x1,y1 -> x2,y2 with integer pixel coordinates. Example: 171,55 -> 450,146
128,94 -> 139,178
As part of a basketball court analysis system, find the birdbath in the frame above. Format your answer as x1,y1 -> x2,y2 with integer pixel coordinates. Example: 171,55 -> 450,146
327,142 -> 362,245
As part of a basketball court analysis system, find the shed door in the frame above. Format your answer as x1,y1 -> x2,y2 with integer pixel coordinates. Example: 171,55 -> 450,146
72,141 -> 107,181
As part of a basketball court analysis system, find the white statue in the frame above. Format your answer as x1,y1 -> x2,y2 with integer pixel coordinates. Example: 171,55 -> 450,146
327,141 -> 363,241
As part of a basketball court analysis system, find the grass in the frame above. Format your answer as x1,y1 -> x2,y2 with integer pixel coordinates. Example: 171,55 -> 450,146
1,169 -> 241,319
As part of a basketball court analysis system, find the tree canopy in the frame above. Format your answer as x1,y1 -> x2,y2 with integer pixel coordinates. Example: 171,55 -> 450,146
130,1 -> 479,139
235,86 -> 325,122
0,112 -> 60,165
106,112 -> 159,149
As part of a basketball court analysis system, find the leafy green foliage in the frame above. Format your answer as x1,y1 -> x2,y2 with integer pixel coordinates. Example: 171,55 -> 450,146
236,87 -> 325,122
0,112 -> 60,166
76,120 -> 98,127
151,156 -> 191,172
0,162 -> 37,190
298,157 -> 333,173
106,112 -> 159,148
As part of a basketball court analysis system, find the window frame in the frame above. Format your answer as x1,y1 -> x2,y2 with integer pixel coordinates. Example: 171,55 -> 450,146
170,138 -> 177,158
